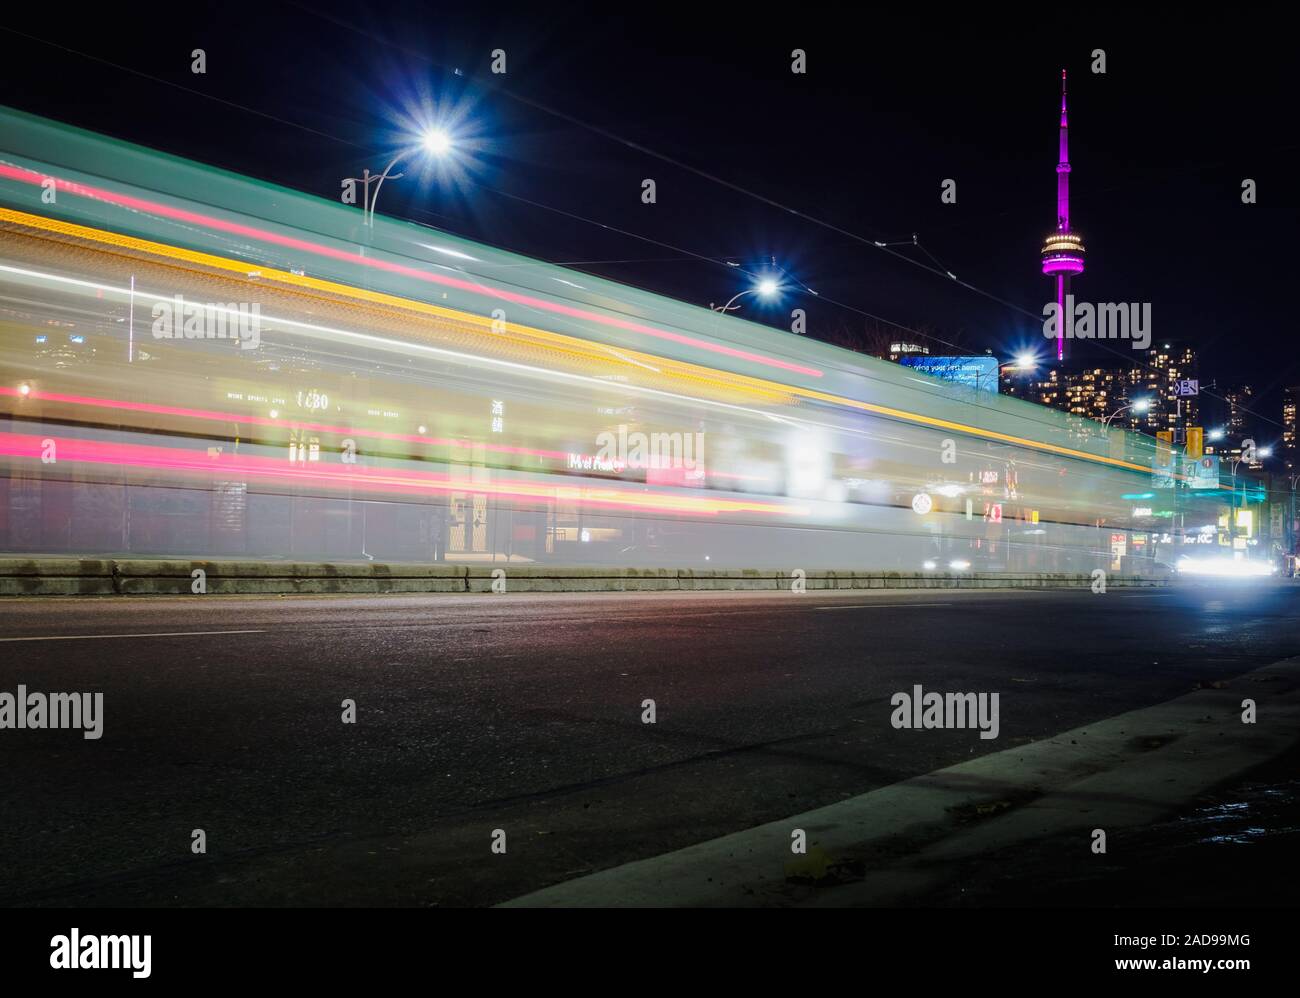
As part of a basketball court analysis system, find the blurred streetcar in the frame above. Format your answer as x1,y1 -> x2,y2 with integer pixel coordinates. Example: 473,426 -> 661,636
0,106 -> 1222,570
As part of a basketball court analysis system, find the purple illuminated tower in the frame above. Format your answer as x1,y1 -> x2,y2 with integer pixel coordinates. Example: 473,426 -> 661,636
1041,68 -> 1085,362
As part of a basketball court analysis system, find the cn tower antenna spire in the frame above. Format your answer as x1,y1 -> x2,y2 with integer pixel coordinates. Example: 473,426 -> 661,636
1041,67 -> 1085,362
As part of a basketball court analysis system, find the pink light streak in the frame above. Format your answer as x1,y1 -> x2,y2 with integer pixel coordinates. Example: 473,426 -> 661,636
0,163 -> 823,378
0,385 -> 569,461
0,431 -> 795,518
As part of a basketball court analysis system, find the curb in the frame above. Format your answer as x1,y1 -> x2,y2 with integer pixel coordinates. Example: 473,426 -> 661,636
0,558 -> 1171,597
500,656 -> 1300,907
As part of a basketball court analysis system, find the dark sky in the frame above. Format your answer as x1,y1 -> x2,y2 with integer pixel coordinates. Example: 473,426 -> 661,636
2,3 -> 1294,439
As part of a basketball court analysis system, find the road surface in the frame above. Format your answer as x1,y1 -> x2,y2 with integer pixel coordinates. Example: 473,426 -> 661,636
1,583 -> 1297,906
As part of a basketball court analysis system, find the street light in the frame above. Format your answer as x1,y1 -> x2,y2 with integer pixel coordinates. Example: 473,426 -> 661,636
347,127 -> 457,228
1103,397 -> 1150,428
1227,454 -> 1249,547
974,354 -> 1036,393
421,128 -> 454,156
712,277 -> 780,312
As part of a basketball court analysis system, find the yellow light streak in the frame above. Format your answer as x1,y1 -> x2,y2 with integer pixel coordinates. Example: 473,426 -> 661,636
0,206 -> 1196,480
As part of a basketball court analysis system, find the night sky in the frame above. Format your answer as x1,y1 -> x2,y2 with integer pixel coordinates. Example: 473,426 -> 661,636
2,4 -> 1294,439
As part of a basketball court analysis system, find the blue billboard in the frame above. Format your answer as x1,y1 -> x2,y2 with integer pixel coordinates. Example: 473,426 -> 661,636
898,355 -> 1000,393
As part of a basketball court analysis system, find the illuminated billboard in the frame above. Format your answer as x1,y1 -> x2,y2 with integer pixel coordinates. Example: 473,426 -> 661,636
898,355 -> 1000,393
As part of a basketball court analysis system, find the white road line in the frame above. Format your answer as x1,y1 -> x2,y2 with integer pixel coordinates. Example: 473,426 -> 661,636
0,629 -> 267,643
814,603 -> 953,610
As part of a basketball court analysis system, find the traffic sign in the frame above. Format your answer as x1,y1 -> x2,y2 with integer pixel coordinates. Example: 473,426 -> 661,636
1186,454 -> 1219,490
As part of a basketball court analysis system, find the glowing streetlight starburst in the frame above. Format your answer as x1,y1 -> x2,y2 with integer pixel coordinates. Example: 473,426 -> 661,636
421,128 -> 454,157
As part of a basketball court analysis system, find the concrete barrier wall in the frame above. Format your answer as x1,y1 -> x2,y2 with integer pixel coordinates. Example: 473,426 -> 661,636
0,558 -> 1171,597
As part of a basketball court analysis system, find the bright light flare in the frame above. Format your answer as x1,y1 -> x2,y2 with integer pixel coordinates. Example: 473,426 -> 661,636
1176,556 -> 1276,577
755,278 -> 779,298
420,128 -> 454,156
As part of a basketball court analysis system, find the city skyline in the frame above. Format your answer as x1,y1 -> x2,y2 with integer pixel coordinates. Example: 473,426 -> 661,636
0,9 -> 1293,445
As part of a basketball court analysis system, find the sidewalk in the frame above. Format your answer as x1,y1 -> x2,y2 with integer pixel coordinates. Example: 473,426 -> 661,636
502,656 -> 1300,906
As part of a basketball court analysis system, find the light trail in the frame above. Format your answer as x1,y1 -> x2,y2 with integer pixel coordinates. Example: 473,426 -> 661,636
0,215 -> 1179,479
0,432 -> 802,518
0,167 -> 825,378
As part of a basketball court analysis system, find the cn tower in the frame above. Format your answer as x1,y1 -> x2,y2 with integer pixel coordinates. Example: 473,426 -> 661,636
1041,69 -> 1085,362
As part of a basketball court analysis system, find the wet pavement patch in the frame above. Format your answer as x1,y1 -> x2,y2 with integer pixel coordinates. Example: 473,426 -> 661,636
915,741 -> 1300,906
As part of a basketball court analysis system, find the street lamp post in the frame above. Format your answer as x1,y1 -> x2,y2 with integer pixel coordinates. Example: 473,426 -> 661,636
345,129 -> 455,228
1103,398 -> 1150,428
1227,455 -> 1250,548
712,278 -> 779,313
339,130 -> 452,556
355,157 -> 406,228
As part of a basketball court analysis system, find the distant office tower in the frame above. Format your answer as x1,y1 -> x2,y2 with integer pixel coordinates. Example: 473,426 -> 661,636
1224,384 -> 1255,442
1063,367 -> 1127,421
1125,342 -> 1199,433
1041,69 -> 1085,364
1217,384 -> 1264,468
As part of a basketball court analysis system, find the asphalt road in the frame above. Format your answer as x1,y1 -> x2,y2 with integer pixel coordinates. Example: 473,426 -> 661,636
1,582 -> 1298,906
